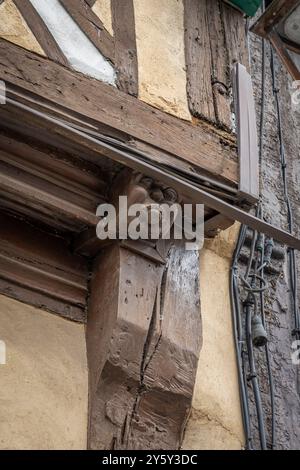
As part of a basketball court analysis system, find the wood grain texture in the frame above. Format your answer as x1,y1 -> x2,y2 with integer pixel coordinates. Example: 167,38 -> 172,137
184,0 -> 248,130
0,39 -> 238,184
13,0 -> 68,66
87,242 -> 201,449
0,213 -> 88,322
221,1 -> 249,71
2,84 -> 235,191
84,0 -> 96,6
184,0 -> 215,122
204,212 -> 234,237
207,0 -> 232,130
111,0 -> 138,96
59,0 -> 115,63
0,130 -> 108,232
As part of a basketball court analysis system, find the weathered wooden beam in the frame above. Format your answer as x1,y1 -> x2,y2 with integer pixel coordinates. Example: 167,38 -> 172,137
184,0 -> 215,122
111,0 -> 138,96
13,0 -> 68,66
59,0 -> 115,63
0,171 -> 98,227
0,131 -> 108,197
184,0 -> 249,131
87,242 -> 201,449
0,39 -> 238,185
204,212 -> 234,237
1,87 -> 237,193
221,1 -> 249,70
84,0 -> 96,7
23,107 -> 300,250
5,94 -> 299,249
0,130 -> 108,232
207,0 -> 232,130
251,0 -> 299,39
74,227 -> 112,256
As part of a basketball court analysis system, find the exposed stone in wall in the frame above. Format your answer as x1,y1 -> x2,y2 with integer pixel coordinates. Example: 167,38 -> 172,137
183,224 -> 245,450
0,0 -> 45,56
244,23 -> 300,450
133,0 -> 191,121
0,295 -> 88,450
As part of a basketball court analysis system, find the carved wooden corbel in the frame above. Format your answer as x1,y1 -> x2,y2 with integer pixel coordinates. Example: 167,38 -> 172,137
104,169 -> 180,264
85,168 -> 201,449
87,240 -> 202,449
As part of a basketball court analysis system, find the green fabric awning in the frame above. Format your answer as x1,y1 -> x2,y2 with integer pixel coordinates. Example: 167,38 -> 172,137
224,0 -> 263,16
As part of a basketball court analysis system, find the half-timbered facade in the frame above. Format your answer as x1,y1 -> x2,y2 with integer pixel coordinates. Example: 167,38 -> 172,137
0,0 -> 299,450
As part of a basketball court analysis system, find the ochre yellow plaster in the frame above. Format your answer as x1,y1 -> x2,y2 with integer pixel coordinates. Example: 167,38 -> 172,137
183,223 -> 245,450
133,0 -> 191,121
0,0 -> 45,56
0,295 -> 88,450
92,0 -> 113,36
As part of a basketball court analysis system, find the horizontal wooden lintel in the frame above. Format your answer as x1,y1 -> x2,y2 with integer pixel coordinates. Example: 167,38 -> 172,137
0,213 -> 88,322
0,39 -> 238,186
8,97 -> 297,251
